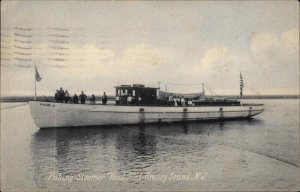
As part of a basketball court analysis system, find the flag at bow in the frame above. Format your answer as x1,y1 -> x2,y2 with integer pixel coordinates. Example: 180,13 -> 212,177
34,65 -> 42,100
240,72 -> 244,98
35,65 -> 42,82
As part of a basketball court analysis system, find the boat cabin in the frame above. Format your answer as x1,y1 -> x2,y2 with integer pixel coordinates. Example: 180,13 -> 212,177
115,84 -> 158,105
114,84 -> 241,106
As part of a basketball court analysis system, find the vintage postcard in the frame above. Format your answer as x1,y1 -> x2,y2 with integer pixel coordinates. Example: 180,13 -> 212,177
1,1 -> 299,191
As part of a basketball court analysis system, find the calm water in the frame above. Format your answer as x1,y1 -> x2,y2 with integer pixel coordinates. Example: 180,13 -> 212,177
1,99 -> 299,191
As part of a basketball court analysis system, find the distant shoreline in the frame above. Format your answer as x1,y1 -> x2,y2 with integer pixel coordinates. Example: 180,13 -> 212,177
1,95 -> 299,103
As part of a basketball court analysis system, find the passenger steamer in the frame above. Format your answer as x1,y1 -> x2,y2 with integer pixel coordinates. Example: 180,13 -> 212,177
29,84 -> 264,128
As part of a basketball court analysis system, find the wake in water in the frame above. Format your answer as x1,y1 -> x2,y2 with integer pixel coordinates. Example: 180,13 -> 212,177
1,103 -> 28,110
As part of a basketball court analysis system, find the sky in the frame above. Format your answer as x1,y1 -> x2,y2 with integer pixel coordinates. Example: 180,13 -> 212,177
1,1 -> 299,96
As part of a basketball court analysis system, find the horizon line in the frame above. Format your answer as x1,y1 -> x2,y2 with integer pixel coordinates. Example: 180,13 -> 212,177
1,94 -> 300,97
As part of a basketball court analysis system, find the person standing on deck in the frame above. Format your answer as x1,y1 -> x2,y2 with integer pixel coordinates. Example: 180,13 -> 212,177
90,94 -> 96,104
64,90 -> 70,103
58,87 -> 65,103
138,96 -> 142,105
188,99 -> 193,106
115,94 -> 120,105
102,92 -> 108,105
168,94 -> 173,106
127,94 -> 133,105
181,96 -> 186,107
79,91 -> 87,104
73,94 -> 79,104
173,96 -> 178,106
54,90 -> 59,102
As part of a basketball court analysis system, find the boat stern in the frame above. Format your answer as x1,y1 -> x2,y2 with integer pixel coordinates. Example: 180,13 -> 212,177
242,103 -> 264,118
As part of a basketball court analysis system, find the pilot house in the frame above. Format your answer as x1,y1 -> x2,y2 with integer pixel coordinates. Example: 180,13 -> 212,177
115,84 -> 159,105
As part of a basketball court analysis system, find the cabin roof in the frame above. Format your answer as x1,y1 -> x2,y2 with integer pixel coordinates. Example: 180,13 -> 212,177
114,84 -> 158,90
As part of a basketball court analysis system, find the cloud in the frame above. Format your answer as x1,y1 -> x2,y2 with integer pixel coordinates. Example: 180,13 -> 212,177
177,28 -> 299,95
182,46 -> 237,78
112,42 -> 168,81
113,43 -> 167,79
1,25 -> 298,96
281,28 -> 299,55
41,43 -> 166,80
1,42 -> 170,96
250,28 -> 299,59
200,46 -> 236,72
1,1 -> 17,12
245,28 -> 299,92
250,32 -> 278,56
119,43 -> 165,67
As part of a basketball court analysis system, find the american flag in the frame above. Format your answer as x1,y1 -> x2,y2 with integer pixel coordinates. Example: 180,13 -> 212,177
240,72 -> 244,97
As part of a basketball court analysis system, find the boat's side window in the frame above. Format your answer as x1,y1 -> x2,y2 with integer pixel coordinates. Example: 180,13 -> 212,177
121,89 -> 128,96
132,90 -> 135,96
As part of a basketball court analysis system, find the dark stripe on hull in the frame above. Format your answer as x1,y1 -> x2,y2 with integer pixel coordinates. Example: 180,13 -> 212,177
40,116 -> 256,129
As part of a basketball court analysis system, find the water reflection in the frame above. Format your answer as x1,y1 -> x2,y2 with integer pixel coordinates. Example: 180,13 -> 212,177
30,119 -> 263,188
130,125 -> 157,156
113,124 -> 159,175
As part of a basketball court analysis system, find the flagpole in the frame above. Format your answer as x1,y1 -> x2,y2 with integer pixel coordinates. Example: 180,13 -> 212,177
34,64 -> 37,100
240,72 -> 243,99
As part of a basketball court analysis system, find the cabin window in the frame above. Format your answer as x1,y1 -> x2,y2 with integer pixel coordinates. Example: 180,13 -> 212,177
132,90 -> 135,96
121,89 -> 128,96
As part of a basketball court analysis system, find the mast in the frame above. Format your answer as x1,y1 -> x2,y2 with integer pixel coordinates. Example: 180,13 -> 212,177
157,81 -> 160,100
202,83 -> 205,99
34,64 -> 37,100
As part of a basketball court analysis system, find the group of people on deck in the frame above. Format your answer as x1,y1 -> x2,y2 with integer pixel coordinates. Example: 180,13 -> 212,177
54,87 -> 108,105
168,94 -> 194,106
54,88 -> 194,106
115,94 -> 142,105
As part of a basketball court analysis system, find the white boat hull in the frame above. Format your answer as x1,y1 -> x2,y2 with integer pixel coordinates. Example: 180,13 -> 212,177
29,101 -> 264,128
